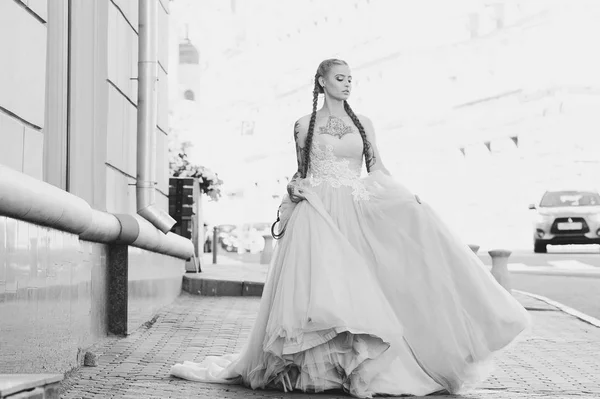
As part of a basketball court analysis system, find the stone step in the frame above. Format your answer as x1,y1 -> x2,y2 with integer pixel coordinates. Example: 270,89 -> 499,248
182,274 -> 264,296
182,261 -> 267,297
0,374 -> 62,399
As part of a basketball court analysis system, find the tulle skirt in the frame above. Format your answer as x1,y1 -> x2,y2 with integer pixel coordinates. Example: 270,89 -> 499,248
170,171 -> 531,398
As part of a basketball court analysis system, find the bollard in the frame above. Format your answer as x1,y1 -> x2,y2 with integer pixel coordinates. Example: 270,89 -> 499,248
184,255 -> 199,273
488,249 -> 512,292
468,244 -> 480,254
212,226 -> 218,264
260,234 -> 274,265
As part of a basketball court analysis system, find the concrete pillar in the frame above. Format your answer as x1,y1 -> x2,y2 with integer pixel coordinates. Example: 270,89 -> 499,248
212,227 -> 218,264
185,178 -> 201,272
260,234 -> 274,265
488,249 -> 512,292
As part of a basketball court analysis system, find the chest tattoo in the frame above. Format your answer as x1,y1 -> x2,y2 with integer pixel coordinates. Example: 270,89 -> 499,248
318,116 -> 354,139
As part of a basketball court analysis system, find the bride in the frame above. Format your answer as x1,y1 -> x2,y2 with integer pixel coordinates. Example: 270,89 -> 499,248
170,59 -> 531,398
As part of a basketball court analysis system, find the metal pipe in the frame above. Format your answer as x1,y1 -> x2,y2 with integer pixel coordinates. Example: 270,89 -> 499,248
212,226 -> 218,264
0,165 -> 193,259
137,0 -> 176,234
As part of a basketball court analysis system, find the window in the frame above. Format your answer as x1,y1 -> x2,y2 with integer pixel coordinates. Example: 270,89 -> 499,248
184,90 -> 195,101
540,191 -> 600,207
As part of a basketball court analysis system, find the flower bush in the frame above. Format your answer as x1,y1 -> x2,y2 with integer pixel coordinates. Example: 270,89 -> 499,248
169,141 -> 223,201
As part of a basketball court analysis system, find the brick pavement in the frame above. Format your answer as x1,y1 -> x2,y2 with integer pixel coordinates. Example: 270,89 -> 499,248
60,292 -> 600,399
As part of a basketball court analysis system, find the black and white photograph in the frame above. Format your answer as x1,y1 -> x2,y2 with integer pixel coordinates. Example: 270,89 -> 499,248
0,1 -> 599,398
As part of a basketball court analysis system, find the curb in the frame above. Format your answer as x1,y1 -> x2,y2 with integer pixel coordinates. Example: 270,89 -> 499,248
182,274 -> 264,297
508,269 -> 600,279
515,289 -> 600,328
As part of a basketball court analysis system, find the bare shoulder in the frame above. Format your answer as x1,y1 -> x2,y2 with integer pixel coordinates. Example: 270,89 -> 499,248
295,114 -> 312,130
356,114 -> 373,127
357,114 -> 376,137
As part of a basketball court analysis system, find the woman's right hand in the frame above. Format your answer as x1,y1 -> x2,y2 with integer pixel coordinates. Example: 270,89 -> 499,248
287,183 -> 307,203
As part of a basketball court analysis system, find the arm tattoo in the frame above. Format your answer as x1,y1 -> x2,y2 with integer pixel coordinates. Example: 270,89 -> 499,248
288,121 -> 305,198
294,120 -> 300,142
293,120 -> 305,174
287,171 -> 301,197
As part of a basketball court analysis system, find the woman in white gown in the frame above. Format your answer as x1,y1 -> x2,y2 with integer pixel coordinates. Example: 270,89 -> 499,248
171,59 -> 531,398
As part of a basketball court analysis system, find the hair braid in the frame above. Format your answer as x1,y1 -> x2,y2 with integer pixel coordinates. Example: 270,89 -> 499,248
301,77 -> 320,178
344,101 -> 375,172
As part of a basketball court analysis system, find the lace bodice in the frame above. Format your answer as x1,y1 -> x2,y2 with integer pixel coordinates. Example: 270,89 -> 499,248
308,137 -> 370,201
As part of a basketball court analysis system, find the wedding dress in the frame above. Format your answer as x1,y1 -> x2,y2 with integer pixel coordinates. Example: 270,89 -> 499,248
171,125 -> 531,398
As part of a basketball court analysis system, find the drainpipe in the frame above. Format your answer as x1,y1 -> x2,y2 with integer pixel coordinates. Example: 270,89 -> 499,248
136,0 -> 176,234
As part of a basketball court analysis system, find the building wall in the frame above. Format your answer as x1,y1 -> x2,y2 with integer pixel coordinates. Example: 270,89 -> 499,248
156,0 -> 171,209
127,245 -> 183,333
0,216 -> 107,373
0,0 -> 47,180
0,215 -> 183,374
0,0 -> 185,374
0,0 -> 172,212
106,0 -> 138,213
68,0 -> 170,213
68,0 -> 109,209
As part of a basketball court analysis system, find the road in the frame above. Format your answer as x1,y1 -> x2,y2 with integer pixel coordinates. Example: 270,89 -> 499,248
479,245 -> 600,267
511,273 -> 600,319
478,245 -> 600,319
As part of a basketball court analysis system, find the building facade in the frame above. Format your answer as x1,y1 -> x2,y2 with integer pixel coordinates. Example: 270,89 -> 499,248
0,0 -> 192,374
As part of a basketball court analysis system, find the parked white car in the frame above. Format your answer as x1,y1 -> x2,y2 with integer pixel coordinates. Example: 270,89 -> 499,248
529,190 -> 600,253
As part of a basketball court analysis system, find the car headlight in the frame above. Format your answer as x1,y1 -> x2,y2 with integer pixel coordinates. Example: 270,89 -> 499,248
536,214 -> 553,223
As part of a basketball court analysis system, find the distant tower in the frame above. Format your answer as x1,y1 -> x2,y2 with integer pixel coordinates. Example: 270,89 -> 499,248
178,25 -> 201,103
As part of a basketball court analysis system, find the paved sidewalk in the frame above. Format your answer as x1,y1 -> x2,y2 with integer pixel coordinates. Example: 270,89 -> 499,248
60,292 -> 600,399
195,259 -> 267,284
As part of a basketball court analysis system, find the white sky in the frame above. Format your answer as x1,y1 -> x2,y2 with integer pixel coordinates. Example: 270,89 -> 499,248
168,0 -> 600,246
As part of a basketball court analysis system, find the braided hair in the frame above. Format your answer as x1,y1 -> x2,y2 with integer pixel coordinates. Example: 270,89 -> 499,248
301,59 -> 375,178
300,73 -> 322,178
344,100 -> 376,171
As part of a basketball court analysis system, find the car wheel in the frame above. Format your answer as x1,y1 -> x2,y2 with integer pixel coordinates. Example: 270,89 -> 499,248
534,241 -> 547,253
